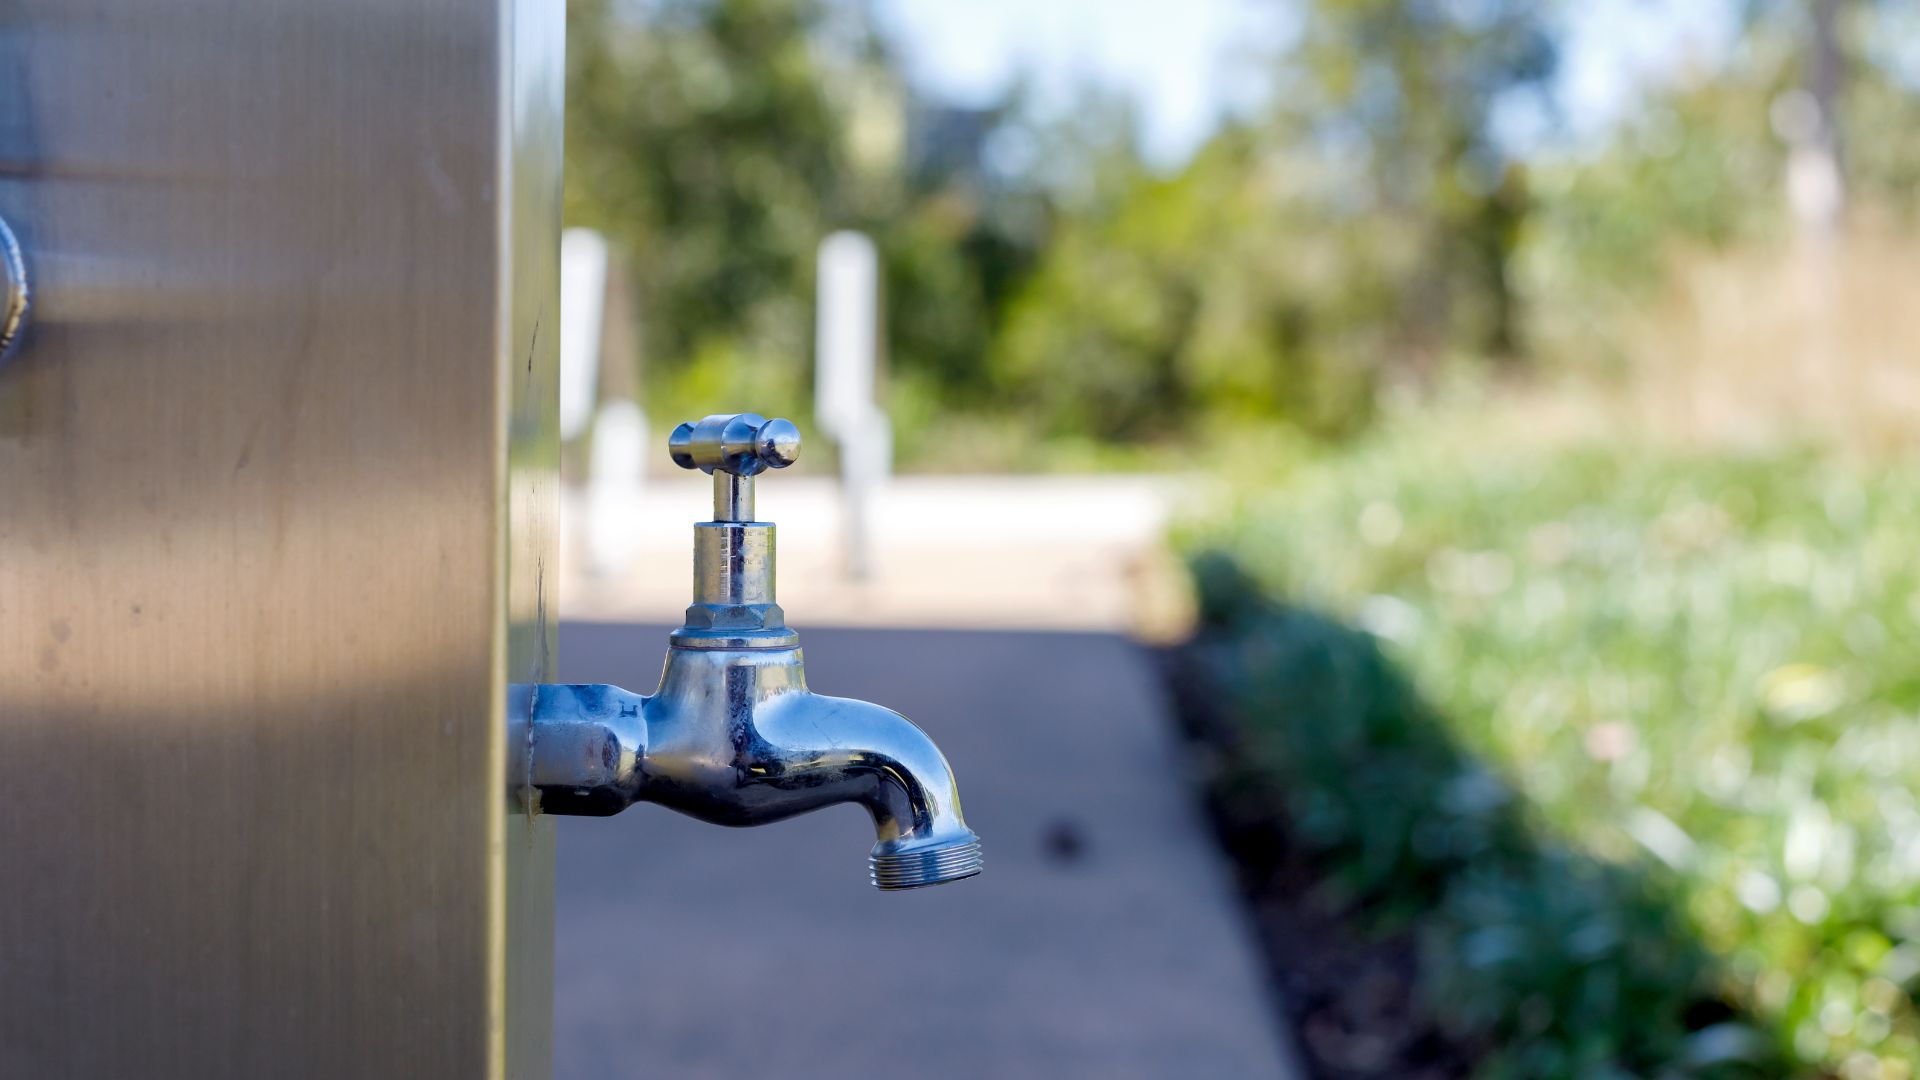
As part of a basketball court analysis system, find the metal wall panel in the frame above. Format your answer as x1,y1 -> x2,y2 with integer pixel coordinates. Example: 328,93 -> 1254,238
0,2 -> 561,1076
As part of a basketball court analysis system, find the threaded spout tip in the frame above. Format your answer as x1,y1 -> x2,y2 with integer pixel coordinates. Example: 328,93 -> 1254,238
869,836 -> 983,891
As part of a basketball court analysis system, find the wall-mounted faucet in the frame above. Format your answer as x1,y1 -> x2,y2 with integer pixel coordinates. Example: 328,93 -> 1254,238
522,413 -> 982,890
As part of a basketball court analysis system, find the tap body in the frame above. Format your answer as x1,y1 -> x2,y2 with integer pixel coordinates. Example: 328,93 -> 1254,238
526,644 -> 981,889
521,412 -> 981,890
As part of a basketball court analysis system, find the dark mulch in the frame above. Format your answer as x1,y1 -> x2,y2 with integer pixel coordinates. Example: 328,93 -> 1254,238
1158,645 -> 1485,1080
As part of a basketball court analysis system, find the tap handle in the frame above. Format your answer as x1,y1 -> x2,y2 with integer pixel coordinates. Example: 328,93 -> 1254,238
667,413 -> 802,477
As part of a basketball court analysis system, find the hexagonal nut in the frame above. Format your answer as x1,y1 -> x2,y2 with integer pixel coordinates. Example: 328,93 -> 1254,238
680,602 -> 787,631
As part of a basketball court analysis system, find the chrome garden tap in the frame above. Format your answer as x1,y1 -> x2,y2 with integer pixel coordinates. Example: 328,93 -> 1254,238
521,413 -> 982,890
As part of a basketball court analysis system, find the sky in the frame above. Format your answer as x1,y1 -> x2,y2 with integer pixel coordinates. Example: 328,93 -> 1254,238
878,0 -> 1742,167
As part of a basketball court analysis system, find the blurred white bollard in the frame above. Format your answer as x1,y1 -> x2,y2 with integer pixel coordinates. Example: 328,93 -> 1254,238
815,230 -> 889,580
586,398 -> 648,577
563,226 -> 649,578
839,409 -> 890,581
560,228 -> 610,441
815,231 -> 877,440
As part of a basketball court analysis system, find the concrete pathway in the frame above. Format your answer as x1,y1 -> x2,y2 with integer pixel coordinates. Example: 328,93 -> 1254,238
553,622 -> 1297,1079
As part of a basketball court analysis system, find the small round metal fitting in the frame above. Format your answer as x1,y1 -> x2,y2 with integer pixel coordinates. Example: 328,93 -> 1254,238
668,413 -> 803,476
870,835 -> 984,890
754,417 -> 801,469
0,214 -> 28,365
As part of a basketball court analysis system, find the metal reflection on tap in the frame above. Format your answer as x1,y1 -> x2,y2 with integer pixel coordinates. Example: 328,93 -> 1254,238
0,214 -> 29,365
520,413 -> 982,890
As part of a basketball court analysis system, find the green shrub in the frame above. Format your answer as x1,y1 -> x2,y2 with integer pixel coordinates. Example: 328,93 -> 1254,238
1182,428 -> 1920,1076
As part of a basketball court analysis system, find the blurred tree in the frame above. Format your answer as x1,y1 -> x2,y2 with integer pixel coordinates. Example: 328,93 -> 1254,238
1801,1 -> 1920,226
1517,0 -> 1920,371
565,0 -> 847,415
563,0 -> 1920,460
994,127 -> 1390,442
1517,61 -> 1786,370
992,1 -> 1557,444
564,0 -> 1052,459
1279,0 -> 1558,376
874,91 -> 1055,418
1744,0 -> 1849,248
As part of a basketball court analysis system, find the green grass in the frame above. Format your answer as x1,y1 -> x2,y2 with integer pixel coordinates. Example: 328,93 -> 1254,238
1180,422 -> 1920,1077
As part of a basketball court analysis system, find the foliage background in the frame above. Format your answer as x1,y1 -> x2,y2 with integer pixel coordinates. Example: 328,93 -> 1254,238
1182,413 -> 1920,1076
566,0 -> 1920,467
566,1 -> 1920,1073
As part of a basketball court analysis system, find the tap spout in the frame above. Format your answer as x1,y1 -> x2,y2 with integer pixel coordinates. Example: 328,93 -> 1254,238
523,645 -> 981,890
